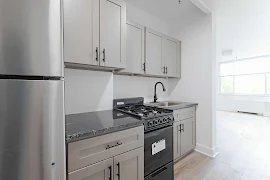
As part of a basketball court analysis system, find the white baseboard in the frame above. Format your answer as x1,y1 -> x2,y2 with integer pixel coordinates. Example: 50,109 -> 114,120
263,112 -> 270,117
195,143 -> 219,158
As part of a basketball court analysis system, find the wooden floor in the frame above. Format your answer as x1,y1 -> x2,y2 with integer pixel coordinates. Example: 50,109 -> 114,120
174,111 -> 270,180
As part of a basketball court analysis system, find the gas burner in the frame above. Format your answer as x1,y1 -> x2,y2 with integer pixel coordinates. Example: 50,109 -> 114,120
116,105 -> 172,118
113,98 -> 174,132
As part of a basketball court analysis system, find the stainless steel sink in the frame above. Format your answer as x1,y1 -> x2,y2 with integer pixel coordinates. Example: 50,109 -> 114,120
147,101 -> 185,108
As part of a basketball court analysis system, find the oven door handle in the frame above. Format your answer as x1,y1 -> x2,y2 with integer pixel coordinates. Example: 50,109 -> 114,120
151,166 -> 168,177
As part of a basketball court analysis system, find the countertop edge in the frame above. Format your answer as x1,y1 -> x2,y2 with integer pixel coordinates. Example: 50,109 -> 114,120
66,122 -> 144,144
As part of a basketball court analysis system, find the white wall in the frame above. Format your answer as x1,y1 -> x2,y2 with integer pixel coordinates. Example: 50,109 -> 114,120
65,69 -> 113,114
65,3 -> 170,115
114,75 -> 169,103
168,14 -> 217,157
216,0 -> 270,115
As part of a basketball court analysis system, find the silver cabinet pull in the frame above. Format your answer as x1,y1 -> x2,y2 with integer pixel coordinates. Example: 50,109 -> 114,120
109,166 -> 112,180
143,63 -> 146,71
103,49 -> 106,62
95,47 -> 99,61
179,124 -> 182,132
163,66 -> 166,74
117,163 -> 120,180
166,67 -> 168,74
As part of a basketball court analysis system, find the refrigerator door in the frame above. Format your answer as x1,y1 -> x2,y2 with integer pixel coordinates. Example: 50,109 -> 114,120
0,79 -> 65,180
0,0 -> 63,77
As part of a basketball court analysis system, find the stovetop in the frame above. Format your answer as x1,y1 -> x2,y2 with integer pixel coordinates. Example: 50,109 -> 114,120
116,105 -> 172,119
114,97 -> 174,132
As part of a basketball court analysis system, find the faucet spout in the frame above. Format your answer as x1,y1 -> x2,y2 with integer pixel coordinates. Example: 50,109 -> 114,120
154,82 -> 166,103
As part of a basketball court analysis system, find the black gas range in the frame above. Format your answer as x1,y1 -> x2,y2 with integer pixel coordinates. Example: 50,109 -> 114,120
113,97 -> 174,132
114,97 -> 174,180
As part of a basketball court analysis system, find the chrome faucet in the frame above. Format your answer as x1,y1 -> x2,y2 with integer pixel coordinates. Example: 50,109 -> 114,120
154,82 -> 166,103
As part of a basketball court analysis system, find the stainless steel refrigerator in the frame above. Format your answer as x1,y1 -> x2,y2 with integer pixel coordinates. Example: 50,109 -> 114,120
0,0 -> 66,180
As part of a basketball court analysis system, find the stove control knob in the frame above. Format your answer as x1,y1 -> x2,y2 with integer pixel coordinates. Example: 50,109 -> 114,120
167,117 -> 171,122
148,121 -> 153,127
158,118 -> 163,124
162,118 -> 166,123
153,120 -> 158,125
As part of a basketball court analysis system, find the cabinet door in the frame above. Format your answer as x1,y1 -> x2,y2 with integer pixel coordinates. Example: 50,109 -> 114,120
124,21 -> 145,74
68,158 -> 113,180
145,28 -> 165,76
100,0 -> 126,69
180,117 -> 196,156
165,36 -> 181,78
173,121 -> 181,160
63,0 -> 99,66
114,147 -> 144,180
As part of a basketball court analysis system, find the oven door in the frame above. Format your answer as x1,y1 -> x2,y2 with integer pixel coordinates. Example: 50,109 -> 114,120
144,126 -> 173,177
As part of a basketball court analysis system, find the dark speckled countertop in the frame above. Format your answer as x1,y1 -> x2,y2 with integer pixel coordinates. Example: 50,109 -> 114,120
65,110 -> 143,143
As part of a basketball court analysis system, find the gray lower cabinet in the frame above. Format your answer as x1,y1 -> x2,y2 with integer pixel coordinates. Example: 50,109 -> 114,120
180,117 -> 196,156
68,158 -> 113,180
67,126 -> 144,180
173,107 -> 196,161
114,147 -> 144,180
173,121 -> 181,159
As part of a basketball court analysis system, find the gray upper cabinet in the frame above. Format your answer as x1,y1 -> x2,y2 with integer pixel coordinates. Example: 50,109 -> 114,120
124,21 -> 145,74
100,0 -> 126,69
63,0 -> 126,69
145,28 -> 165,76
180,117 -> 196,156
114,147 -> 144,180
164,36 -> 181,78
68,158 -> 113,180
63,0 -> 99,66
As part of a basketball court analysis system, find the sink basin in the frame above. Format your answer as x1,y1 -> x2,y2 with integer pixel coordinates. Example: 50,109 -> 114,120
147,101 -> 185,108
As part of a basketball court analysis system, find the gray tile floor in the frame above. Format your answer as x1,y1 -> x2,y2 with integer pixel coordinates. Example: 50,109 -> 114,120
174,111 -> 270,180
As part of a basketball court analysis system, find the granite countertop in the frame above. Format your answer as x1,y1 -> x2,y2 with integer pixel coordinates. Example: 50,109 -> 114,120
65,110 -> 143,143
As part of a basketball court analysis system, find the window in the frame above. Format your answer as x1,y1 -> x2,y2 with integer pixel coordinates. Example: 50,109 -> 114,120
219,56 -> 270,95
220,76 -> 234,93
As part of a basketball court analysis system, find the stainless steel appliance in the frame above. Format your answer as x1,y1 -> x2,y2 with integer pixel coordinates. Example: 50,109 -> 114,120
0,0 -> 65,180
113,97 -> 174,180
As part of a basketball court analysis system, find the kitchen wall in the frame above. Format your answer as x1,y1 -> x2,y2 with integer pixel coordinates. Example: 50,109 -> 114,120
65,69 -> 113,114
113,75 -> 169,103
168,14 -> 218,157
65,3 -> 170,115
215,0 -> 270,115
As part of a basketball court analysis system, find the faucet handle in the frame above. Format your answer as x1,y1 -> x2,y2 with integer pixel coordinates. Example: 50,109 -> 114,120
154,95 -> 158,103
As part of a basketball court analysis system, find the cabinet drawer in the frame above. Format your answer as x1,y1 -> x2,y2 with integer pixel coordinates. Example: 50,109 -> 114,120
67,158 -> 113,180
174,106 -> 195,122
67,126 -> 144,172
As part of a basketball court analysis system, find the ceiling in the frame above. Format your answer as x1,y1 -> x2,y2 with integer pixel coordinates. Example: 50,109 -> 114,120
125,0 -> 207,28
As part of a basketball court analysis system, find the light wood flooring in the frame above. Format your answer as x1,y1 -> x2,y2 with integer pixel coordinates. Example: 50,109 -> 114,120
174,111 -> 270,180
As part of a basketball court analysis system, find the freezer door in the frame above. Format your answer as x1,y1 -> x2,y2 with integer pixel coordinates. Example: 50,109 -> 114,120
0,0 -> 63,77
0,80 -> 65,180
